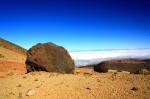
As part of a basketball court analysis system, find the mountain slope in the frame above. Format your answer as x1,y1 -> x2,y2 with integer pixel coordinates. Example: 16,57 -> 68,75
0,38 -> 27,62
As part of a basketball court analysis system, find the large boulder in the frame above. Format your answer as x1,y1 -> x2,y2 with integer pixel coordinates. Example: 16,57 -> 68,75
94,59 -> 150,74
94,62 -> 108,73
25,43 -> 75,74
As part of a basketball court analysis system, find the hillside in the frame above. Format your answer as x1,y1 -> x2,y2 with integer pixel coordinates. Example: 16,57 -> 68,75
0,38 -> 149,99
0,38 -> 27,62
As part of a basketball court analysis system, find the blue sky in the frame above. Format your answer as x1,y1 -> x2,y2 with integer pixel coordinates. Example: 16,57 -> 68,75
0,0 -> 150,51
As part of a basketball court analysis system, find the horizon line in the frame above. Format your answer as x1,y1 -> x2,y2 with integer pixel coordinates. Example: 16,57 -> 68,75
68,48 -> 150,52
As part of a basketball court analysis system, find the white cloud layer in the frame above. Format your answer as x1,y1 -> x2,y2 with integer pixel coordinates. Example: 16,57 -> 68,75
69,49 -> 150,67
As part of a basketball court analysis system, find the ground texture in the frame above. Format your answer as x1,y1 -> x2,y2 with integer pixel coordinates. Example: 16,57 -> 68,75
0,60 -> 150,99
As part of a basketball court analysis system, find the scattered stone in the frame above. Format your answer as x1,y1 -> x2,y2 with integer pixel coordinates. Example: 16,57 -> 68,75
108,69 -> 117,73
86,87 -> 91,90
26,89 -> 35,96
6,92 -> 15,97
76,70 -> 80,74
17,92 -> 24,99
13,68 -> 17,70
36,85 -> 42,88
7,72 -> 14,76
26,42 -> 75,74
23,76 -> 27,79
83,72 -> 91,75
0,54 -> 4,58
17,84 -> 22,87
34,78 -> 38,81
121,71 -> 130,74
139,69 -> 149,75
131,87 -> 139,91
66,85 -> 69,87
147,86 -> 150,89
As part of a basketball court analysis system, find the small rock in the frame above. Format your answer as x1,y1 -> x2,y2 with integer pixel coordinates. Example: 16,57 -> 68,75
86,87 -> 91,90
17,92 -> 24,99
36,85 -> 42,88
139,69 -> 149,75
17,84 -> 22,87
23,76 -> 27,79
34,78 -> 38,81
66,85 -> 69,87
6,92 -> 15,97
26,89 -> 35,96
83,72 -> 92,76
131,87 -> 139,91
76,70 -> 80,74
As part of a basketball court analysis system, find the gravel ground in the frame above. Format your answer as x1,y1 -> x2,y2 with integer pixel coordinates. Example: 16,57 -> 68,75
0,68 -> 150,99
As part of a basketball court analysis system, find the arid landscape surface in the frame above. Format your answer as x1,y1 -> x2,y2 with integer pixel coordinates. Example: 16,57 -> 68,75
0,38 -> 27,63
0,38 -> 150,99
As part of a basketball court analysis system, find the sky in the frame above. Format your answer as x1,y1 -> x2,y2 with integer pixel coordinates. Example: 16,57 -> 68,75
0,0 -> 150,51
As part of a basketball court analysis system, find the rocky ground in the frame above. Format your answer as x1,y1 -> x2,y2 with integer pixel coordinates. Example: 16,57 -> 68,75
0,60 -> 150,99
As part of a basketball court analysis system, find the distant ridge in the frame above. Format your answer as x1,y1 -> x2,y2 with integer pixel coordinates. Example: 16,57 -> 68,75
69,48 -> 150,52
0,38 -> 27,56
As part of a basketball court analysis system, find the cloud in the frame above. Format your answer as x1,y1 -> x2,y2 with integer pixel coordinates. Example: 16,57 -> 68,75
69,49 -> 150,67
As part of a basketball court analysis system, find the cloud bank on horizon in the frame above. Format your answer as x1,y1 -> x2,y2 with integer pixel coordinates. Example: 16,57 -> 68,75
69,49 -> 150,67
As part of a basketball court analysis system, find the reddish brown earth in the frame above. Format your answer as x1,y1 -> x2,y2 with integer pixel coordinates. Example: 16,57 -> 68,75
103,58 -> 142,63
0,59 -> 150,99
0,60 -> 26,73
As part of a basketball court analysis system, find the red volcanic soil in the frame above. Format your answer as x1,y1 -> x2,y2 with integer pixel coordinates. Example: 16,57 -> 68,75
103,58 -> 141,63
0,60 -> 26,73
0,59 -> 150,99
0,59 -> 97,75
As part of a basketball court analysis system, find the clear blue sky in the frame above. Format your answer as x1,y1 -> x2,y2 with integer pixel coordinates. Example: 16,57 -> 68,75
0,0 -> 150,51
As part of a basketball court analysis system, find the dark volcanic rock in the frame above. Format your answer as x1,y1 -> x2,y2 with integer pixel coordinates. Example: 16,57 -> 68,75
139,69 -> 150,75
94,62 -> 108,73
142,59 -> 150,63
94,59 -> 150,73
25,43 -> 74,74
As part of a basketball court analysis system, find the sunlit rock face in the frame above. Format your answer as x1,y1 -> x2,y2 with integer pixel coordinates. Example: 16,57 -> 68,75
26,42 -> 75,74
94,59 -> 150,73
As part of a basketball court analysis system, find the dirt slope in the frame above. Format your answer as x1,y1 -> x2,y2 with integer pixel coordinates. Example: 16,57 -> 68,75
0,38 -> 27,62
0,46 -> 26,63
0,38 -> 27,56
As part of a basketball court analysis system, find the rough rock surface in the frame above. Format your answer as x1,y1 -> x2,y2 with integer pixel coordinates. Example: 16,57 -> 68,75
26,89 -> 35,96
94,59 -> 150,73
139,69 -> 149,75
25,43 -> 74,74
